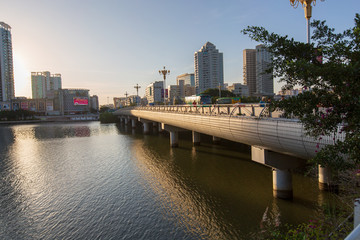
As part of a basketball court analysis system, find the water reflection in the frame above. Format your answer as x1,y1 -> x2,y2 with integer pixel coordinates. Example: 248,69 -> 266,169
33,125 -> 90,139
0,123 -> 339,239
0,127 -> 15,151
129,128 -> 329,238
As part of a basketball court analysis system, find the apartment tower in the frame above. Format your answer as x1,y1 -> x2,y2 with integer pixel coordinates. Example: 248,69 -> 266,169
194,42 -> 224,94
0,22 -> 15,101
256,44 -> 273,96
31,71 -> 62,99
243,49 -> 256,96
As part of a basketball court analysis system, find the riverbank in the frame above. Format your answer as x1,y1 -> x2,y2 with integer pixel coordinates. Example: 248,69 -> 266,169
0,114 -> 99,125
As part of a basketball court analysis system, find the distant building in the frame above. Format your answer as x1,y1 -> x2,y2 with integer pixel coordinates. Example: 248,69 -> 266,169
194,42 -> 224,94
227,83 -> 249,97
256,45 -> 273,96
90,95 -> 99,111
0,22 -> 15,101
113,97 -> 126,108
127,95 -> 141,106
176,79 -> 196,99
243,49 -> 256,96
31,71 -> 62,99
176,73 -> 195,87
168,85 -> 180,104
62,89 -> 90,115
243,45 -> 274,97
145,81 -> 163,104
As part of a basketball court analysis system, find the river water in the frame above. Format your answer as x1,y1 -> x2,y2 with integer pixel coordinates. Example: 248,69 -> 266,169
0,122 -> 336,239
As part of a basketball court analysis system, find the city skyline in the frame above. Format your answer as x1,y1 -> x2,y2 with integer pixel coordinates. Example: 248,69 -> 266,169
1,0 -> 359,105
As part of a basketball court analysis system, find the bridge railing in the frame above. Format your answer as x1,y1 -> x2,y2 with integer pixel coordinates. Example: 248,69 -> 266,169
132,104 -> 287,119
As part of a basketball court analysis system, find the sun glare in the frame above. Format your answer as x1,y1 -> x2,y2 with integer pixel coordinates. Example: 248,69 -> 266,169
13,51 -> 31,98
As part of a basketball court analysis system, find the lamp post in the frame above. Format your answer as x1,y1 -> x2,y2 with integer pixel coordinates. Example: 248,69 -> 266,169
159,66 -> 170,105
125,91 -> 128,106
289,0 -> 324,44
134,84 -> 141,106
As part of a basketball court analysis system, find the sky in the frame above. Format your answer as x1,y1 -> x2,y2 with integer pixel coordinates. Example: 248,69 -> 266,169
1,0 -> 359,105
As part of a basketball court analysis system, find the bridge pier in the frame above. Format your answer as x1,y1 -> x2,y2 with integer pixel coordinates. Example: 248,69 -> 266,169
131,118 -> 137,129
139,119 -> 152,135
318,165 -> 338,192
124,117 -> 128,125
192,131 -> 201,146
213,136 -> 221,145
170,131 -> 179,147
162,124 -> 186,148
143,122 -> 151,134
252,146 -> 305,200
272,168 -> 293,199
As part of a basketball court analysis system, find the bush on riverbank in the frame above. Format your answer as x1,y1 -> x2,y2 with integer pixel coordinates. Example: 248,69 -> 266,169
99,112 -> 118,123
0,110 -> 37,121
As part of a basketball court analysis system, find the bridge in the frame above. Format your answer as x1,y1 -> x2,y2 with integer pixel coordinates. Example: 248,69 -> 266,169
114,104 -> 343,199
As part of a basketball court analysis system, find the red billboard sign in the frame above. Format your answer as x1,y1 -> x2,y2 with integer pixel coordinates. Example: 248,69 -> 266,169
73,97 -> 88,106
21,102 -> 29,110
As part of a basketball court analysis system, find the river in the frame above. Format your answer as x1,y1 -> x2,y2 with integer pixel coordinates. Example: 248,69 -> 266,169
0,122 -> 337,239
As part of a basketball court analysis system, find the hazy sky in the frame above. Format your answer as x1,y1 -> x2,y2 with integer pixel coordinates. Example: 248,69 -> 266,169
1,0 -> 359,105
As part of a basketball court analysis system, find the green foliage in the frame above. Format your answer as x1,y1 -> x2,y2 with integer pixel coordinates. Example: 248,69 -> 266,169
99,112 -> 118,124
99,106 -> 110,113
0,110 -> 36,121
242,13 -> 360,170
201,88 -> 236,104
201,88 -> 235,97
252,201 -> 353,240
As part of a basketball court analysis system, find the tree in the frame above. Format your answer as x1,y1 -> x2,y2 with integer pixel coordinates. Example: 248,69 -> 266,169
242,14 -> 360,170
201,88 -> 236,103
99,106 -> 110,113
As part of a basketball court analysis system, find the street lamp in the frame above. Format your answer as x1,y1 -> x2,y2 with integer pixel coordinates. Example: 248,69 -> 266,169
124,91 -> 128,106
134,84 -> 141,106
159,66 -> 170,105
289,0 -> 324,43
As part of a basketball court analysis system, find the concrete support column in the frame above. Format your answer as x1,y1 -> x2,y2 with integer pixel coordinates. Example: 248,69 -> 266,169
170,131 -> 179,148
213,136 -> 221,145
318,165 -> 338,192
143,122 -> 150,135
158,123 -> 163,132
131,119 -> 137,129
192,131 -> 200,146
124,118 -> 128,125
272,168 -> 293,199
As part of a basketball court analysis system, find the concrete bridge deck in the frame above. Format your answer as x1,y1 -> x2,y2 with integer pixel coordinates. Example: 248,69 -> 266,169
114,104 -> 341,160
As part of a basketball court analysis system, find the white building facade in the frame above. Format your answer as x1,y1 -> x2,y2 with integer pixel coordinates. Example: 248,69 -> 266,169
176,73 -> 195,87
194,42 -> 224,94
145,81 -> 163,104
227,83 -> 249,97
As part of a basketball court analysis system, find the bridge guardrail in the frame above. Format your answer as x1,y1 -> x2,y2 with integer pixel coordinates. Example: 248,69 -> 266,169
129,104 -> 288,119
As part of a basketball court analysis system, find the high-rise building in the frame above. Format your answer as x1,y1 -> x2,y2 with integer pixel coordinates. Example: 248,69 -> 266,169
194,42 -> 224,94
243,49 -> 256,96
0,22 -> 15,101
31,71 -> 62,99
243,45 -> 273,96
176,73 -> 195,87
256,45 -> 273,96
